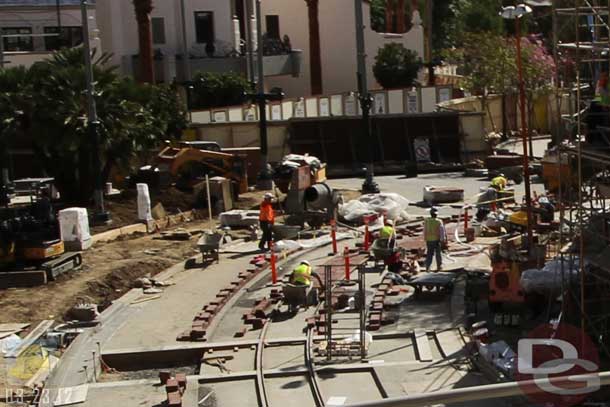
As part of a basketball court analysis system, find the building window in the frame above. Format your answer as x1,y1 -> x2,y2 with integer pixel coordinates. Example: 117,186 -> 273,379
194,11 -> 214,44
152,17 -> 166,45
2,27 -> 33,52
43,26 -> 83,51
265,15 -> 280,39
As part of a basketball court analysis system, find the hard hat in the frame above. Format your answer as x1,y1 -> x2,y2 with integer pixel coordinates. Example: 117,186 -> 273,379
499,173 -> 505,177
300,260 -> 311,266
386,219 -> 394,226
539,196 -> 550,204
263,192 -> 274,200
430,207 -> 438,214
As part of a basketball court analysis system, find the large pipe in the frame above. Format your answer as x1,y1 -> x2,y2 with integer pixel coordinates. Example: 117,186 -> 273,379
345,370 -> 610,407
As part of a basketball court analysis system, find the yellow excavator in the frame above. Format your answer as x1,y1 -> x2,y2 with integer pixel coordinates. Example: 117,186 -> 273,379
136,142 -> 249,195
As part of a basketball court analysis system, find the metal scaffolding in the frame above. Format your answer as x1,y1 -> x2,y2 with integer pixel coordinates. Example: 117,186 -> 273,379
554,0 -> 610,358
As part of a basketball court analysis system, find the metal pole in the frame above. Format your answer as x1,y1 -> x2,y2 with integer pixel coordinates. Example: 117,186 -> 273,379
345,370 -> 610,407
81,0 -> 109,223
515,17 -> 534,249
56,0 -> 62,47
245,0 -> 255,84
180,0 -> 191,81
354,0 -> 379,194
0,28 -> 4,69
575,0 -> 586,353
255,0 -> 272,190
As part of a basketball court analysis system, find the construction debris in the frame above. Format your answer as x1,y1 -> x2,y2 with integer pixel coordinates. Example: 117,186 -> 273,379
339,193 -> 410,222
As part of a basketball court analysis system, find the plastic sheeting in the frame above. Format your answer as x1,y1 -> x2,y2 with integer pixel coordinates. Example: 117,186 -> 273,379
478,340 -> 516,378
0,334 -> 22,354
137,183 -> 152,221
58,207 -> 91,243
280,154 -> 322,170
521,258 -> 580,296
338,193 -> 410,222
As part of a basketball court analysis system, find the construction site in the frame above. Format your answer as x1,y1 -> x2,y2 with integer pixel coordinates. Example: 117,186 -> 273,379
7,0 -> 610,407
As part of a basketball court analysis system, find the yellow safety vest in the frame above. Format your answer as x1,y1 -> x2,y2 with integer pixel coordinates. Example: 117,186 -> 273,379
491,176 -> 507,191
380,226 -> 395,239
292,264 -> 312,285
424,217 -> 442,242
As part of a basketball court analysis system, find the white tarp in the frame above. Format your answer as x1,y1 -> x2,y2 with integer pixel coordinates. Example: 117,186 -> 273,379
280,154 -> 322,170
521,258 -> 580,296
58,208 -> 91,243
338,193 -> 410,222
136,183 -> 152,221
0,334 -> 22,354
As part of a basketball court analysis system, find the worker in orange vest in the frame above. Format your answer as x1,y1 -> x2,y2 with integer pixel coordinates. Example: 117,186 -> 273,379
259,193 -> 276,251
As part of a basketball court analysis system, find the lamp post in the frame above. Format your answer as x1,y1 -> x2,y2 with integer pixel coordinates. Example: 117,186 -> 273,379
500,4 -> 533,249
81,0 -> 110,224
354,0 -> 379,194
179,0 -> 191,81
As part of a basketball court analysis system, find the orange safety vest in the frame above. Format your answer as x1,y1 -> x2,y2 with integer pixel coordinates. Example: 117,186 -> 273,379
259,201 -> 275,223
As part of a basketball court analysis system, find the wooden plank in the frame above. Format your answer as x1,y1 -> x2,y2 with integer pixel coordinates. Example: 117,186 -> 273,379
0,323 -> 30,332
413,329 -> 433,362
5,320 -> 54,358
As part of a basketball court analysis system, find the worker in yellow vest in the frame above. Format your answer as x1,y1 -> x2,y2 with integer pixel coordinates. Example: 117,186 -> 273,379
424,208 -> 446,272
490,174 -> 508,192
379,219 -> 396,248
290,260 -> 313,286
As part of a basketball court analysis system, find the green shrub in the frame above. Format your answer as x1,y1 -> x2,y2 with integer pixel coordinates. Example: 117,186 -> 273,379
373,43 -> 421,89
190,72 -> 253,109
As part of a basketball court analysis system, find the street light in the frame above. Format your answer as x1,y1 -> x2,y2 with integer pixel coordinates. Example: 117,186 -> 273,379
500,3 -> 533,249
354,0 -> 379,194
81,0 -> 110,224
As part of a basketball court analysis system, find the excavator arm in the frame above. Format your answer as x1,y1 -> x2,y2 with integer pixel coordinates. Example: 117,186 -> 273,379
155,147 -> 249,194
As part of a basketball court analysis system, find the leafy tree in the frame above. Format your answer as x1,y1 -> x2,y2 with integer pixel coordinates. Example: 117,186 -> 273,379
189,72 -> 253,109
449,32 -> 555,131
373,43 -> 421,89
370,0 -> 386,32
0,47 -> 186,203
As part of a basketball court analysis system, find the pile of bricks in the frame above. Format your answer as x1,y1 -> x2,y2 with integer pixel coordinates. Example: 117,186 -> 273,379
176,254 -> 270,342
367,277 -> 399,331
237,295 -> 277,337
159,371 -> 187,407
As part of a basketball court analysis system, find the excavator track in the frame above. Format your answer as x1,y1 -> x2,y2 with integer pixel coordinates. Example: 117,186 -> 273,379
42,251 -> 83,280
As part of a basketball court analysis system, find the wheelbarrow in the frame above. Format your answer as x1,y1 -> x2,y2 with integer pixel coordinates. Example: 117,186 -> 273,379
282,283 -> 319,314
197,231 -> 224,263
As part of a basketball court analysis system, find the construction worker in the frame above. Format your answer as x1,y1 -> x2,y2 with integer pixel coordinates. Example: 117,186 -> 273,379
379,219 -> 396,248
424,207 -> 446,272
490,173 -> 508,192
258,192 -> 275,251
290,260 -> 313,286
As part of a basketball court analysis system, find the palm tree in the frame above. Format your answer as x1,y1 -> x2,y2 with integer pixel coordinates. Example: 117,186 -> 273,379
305,0 -> 322,95
132,0 -> 155,83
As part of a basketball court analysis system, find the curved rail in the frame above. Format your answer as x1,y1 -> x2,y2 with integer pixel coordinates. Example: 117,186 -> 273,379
305,326 -> 326,407
255,322 -> 270,407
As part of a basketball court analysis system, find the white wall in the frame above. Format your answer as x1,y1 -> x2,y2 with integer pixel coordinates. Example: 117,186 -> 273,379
97,0 -> 234,74
260,0 -> 311,96
261,0 -> 424,97
0,4 -> 100,67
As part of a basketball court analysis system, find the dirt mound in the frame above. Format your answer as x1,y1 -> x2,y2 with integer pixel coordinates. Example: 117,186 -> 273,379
83,257 -> 174,311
